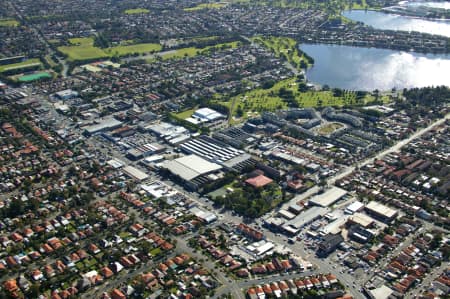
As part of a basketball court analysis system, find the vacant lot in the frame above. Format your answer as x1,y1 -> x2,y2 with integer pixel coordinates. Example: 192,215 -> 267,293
124,8 -> 150,14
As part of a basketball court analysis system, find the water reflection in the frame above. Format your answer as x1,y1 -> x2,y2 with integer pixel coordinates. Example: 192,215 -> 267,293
300,44 -> 450,91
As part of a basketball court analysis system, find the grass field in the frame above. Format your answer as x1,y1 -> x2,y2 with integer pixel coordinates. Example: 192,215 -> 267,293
59,37 -> 162,61
124,8 -> 150,14
0,58 -> 42,73
174,108 -> 197,119
184,3 -> 227,11
0,19 -> 19,27
252,36 -> 311,69
217,77 -> 387,123
58,45 -> 109,61
105,43 -> 162,56
68,37 -> 94,46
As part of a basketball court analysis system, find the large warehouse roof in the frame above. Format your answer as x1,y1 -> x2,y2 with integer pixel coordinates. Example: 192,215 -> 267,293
162,154 -> 222,181
309,187 -> 348,207
123,165 -> 149,181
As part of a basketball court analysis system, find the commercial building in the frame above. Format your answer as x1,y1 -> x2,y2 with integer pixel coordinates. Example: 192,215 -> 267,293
83,117 -> 123,136
316,234 -> 344,257
161,154 -> 223,190
185,107 -> 226,128
365,201 -> 398,223
281,206 -> 328,235
190,207 -> 217,223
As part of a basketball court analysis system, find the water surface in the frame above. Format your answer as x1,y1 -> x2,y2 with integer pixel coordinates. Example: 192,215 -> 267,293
343,9 -> 450,37
300,44 -> 450,91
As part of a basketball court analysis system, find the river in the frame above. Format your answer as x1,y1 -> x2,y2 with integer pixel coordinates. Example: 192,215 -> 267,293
299,44 -> 450,91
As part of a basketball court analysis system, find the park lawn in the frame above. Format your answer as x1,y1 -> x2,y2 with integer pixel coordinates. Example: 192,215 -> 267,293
0,19 -> 19,27
219,77 -> 384,122
160,47 -> 199,60
0,58 -> 42,73
58,45 -> 108,61
156,41 -> 241,61
185,36 -> 219,43
124,8 -> 150,14
252,36 -> 310,69
68,37 -> 95,46
184,3 -> 227,11
105,43 -> 162,56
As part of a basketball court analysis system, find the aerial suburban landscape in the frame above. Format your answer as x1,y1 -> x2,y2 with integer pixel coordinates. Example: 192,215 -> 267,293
0,0 -> 449,298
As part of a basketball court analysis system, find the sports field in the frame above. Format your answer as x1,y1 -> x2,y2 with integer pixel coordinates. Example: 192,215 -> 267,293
18,72 -> 52,82
0,58 -> 42,73
58,37 -> 162,61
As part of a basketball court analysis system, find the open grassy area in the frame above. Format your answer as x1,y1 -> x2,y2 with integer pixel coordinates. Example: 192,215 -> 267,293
184,2 -> 227,11
124,8 -> 150,14
68,37 -> 95,46
218,77 -> 387,123
252,36 -> 311,69
174,108 -> 197,120
58,45 -> 109,61
0,58 -> 42,73
105,43 -> 162,56
152,41 -> 241,62
0,19 -> 19,27
59,37 -> 163,61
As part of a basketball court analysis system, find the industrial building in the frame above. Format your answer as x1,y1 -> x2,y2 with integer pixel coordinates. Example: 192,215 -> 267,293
126,143 -> 166,160
161,154 -> 223,190
55,89 -> 79,101
180,135 -> 255,171
146,122 -> 190,145
122,166 -> 149,181
308,187 -> 348,207
345,201 -> 365,214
